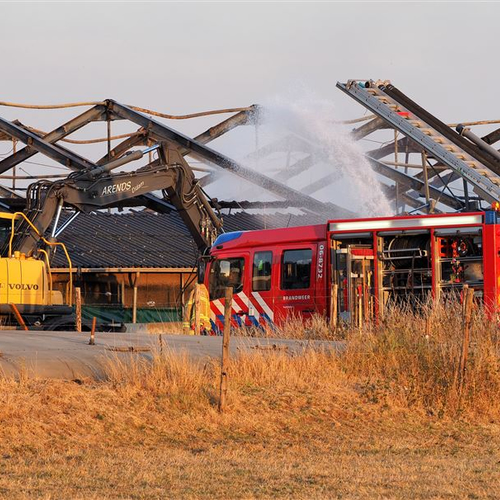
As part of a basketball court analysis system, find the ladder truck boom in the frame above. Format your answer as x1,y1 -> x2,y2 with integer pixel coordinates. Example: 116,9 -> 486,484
336,80 -> 500,205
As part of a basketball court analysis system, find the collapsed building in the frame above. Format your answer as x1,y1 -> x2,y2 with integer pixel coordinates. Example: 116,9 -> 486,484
0,80 -> 499,328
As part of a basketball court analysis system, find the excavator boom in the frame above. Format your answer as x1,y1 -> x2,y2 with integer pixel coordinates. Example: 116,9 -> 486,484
6,143 -> 222,256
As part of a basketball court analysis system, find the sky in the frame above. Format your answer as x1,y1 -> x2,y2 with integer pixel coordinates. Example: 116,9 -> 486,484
0,2 -> 498,213
1,2 -> 498,125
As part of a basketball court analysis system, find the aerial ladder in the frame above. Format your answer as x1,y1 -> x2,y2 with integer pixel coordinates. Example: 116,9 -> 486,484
0,142 -> 222,330
337,80 -> 500,205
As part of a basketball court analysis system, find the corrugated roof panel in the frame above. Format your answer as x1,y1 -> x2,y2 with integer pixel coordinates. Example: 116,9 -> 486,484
52,211 -> 325,269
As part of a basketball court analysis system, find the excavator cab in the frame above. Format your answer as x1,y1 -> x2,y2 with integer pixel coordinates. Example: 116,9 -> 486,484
0,213 -> 12,255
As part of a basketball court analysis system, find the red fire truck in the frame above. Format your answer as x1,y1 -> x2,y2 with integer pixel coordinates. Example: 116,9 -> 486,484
206,211 -> 500,330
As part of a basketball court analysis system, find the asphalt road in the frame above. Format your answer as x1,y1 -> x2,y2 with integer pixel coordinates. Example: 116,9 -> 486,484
0,330 -> 340,379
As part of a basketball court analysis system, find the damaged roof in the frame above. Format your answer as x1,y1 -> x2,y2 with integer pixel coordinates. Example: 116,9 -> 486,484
53,210 -> 325,269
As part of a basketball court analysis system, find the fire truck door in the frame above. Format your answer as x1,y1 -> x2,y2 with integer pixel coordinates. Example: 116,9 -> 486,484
334,246 -> 374,325
250,250 -> 274,327
279,246 -> 316,321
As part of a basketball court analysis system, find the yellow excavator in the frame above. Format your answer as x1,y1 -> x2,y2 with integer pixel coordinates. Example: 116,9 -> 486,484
0,211 -> 72,328
0,142 -> 222,330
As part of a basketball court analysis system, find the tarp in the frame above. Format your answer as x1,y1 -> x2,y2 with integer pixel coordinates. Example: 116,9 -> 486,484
81,305 -> 182,325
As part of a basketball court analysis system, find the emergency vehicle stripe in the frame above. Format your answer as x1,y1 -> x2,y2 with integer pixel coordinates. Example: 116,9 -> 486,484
213,298 -> 243,326
252,292 -> 274,321
239,292 -> 260,322
238,292 -> 249,307
231,299 -> 243,326
212,299 -> 224,314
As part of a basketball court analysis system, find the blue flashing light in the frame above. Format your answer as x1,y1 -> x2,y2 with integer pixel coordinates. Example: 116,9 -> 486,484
485,211 -> 499,225
213,231 -> 243,246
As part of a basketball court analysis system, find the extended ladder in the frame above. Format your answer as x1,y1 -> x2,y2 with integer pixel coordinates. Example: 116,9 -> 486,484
337,80 -> 500,204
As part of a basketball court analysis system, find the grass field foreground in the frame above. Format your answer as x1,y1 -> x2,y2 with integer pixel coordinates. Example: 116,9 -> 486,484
0,302 -> 499,498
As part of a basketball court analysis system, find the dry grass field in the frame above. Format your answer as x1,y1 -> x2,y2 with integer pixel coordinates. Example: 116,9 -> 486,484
0,302 -> 499,499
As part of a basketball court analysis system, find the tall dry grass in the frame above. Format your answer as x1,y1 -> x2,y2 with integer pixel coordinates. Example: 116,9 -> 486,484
102,299 -> 500,419
0,300 -> 499,498
262,300 -> 500,417
339,301 -> 500,417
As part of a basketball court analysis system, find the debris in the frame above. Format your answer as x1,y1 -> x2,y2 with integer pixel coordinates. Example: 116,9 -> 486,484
251,344 -> 288,351
106,346 -> 151,353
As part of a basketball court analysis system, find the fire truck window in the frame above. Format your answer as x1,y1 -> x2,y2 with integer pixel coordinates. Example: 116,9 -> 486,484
209,257 -> 245,300
281,249 -> 312,290
253,251 -> 272,291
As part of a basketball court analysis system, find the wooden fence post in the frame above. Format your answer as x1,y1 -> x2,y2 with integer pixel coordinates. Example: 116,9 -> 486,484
89,317 -> 96,345
219,286 -> 233,412
132,272 -> 140,324
75,287 -> 82,333
329,283 -> 338,332
358,289 -> 363,332
425,314 -> 431,338
158,333 -> 164,355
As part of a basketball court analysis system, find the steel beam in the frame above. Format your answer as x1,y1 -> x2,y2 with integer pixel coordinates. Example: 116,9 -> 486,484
301,173 -> 337,195
191,107 -> 257,148
351,117 -> 389,141
482,127 -> 500,146
274,155 -> 316,182
381,84 -> 500,176
101,110 -> 256,210
0,116 -> 97,171
137,193 -> 175,213
96,109 -> 254,167
0,184 -> 22,202
30,127 -> 99,171
107,100 -> 351,216
0,105 -> 105,174
365,136 -> 420,160
97,129 -> 147,165
197,172 -> 218,188
381,184 -> 426,211
339,82 -> 500,203
366,157 -> 462,210
246,135 -> 316,160
216,200 -> 324,209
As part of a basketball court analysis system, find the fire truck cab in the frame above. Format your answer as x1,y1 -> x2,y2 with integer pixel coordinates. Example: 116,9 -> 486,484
206,211 -> 500,330
207,224 -> 327,329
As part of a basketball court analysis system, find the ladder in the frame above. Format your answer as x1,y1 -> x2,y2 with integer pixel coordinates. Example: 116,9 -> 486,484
337,80 -> 500,204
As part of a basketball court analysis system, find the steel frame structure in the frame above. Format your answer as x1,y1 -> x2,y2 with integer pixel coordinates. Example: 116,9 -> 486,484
1,83 -> 498,219
223,81 -> 500,216
0,100 -> 352,218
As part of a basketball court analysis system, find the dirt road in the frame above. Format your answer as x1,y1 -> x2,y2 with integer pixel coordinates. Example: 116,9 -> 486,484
0,330 -> 339,379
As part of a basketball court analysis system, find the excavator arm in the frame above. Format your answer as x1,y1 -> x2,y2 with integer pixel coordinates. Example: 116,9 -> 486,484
7,143 -> 222,256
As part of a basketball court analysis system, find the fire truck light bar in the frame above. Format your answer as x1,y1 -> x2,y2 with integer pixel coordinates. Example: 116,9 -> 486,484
328,214 -> 483,233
